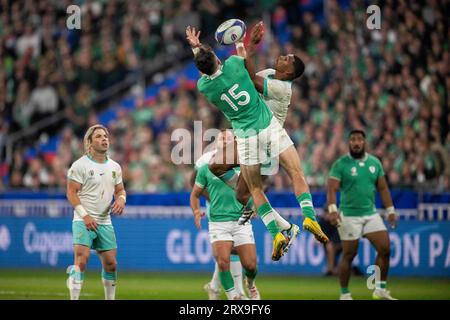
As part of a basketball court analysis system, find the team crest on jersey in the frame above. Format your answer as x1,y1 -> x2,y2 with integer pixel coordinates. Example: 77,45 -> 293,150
369,166 -> 376,174
112,171 -> 116,179
89,170 -> 94,177
351,167 -> 357,176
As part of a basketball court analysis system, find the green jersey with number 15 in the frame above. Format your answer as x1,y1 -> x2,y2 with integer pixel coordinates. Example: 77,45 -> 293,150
197,55 -> 273,138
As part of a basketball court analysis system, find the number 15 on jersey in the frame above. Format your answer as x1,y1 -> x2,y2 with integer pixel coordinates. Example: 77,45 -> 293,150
220,84 -> 250,111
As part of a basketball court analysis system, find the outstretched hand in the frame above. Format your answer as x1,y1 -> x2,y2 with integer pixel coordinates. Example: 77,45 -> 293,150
186,25 -> 201,48
250,21 -> 264,45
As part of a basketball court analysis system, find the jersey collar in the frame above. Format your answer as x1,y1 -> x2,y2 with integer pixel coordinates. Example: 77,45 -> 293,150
268,72 -> 292,83
347,152 -> 368,162
208,65 -> 223,80
87,154 -> 109,164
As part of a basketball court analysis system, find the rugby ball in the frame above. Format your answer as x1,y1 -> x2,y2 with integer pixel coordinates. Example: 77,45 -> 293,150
215,19 -> 246,45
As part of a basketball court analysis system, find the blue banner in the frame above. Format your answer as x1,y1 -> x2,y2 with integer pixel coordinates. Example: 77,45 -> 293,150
0,190 -> 439,207
1,191 -> 449,221
0,217 -> 449,276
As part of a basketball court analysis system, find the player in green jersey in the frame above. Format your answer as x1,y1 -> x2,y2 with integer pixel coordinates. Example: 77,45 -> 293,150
190,131 -> 247,299
186,23 -> 328,261
327,129 -> 398,300
190,131 -> 260,300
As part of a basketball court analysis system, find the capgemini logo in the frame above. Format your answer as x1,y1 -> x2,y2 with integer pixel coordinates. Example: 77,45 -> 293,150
0,225 -> 11,251
23,222 -> 72,266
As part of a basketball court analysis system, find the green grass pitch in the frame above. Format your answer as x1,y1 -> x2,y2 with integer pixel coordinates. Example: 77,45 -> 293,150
0,269 -> 449,300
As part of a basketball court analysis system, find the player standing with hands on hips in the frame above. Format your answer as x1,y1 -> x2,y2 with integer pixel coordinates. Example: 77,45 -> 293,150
327,129 -> 398,300
66,124 -> 126,300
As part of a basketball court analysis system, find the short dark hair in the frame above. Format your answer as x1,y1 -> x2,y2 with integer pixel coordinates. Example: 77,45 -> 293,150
349,129 -> 366,138
292,55 -> 305,80
194,45 -> 217,75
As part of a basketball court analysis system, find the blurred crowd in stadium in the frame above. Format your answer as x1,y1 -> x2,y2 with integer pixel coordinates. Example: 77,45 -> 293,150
0,0 -> 449,192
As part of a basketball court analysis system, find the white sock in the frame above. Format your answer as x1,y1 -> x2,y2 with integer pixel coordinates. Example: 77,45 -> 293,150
210,262 -> 221,291
272,209 -> 291,231
66,265 -> 83,300
67,276 -> 83,300
230,259 -> 245,296
102,279 -> 116,300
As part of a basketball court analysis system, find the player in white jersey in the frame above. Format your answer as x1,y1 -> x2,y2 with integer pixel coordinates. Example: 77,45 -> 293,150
190,131 -> 247,299
66,124 -> 126,300
255,68 -> 292,127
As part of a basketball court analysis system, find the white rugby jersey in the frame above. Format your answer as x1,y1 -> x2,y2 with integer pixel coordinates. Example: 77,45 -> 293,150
68,155 -> 123,224
256,68 -> 292,127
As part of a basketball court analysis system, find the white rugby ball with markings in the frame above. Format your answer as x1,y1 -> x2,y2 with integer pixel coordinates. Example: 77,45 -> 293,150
215,19 -> 246,45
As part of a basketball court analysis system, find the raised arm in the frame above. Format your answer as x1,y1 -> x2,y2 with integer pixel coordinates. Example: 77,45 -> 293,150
235,40 -> 246,58
244,21 -> 265,94
186,25 -> 202,52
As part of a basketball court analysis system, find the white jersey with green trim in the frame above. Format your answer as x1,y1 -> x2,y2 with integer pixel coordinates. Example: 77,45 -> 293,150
256,68 -> 292,127
68,155 -> 123,224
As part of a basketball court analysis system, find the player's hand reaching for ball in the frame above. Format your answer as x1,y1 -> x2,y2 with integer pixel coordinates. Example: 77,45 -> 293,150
186,26 -> 201,48
83,215 -> 98,231
250,21 -> 264,45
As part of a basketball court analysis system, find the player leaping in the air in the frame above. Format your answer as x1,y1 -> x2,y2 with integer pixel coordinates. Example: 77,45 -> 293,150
186,23 -> 328,261
208,22 -> 327,253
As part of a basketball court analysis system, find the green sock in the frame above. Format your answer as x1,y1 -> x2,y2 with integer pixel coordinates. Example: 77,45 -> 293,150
376,281 -> 386,289
219,270 -> 235,291
296,193 -> 316,221
244,267 -> 257,288
340,287 -> 350,294
257,202 -> 281,238
101,269 -> 117,281
243,267 -> 257,280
